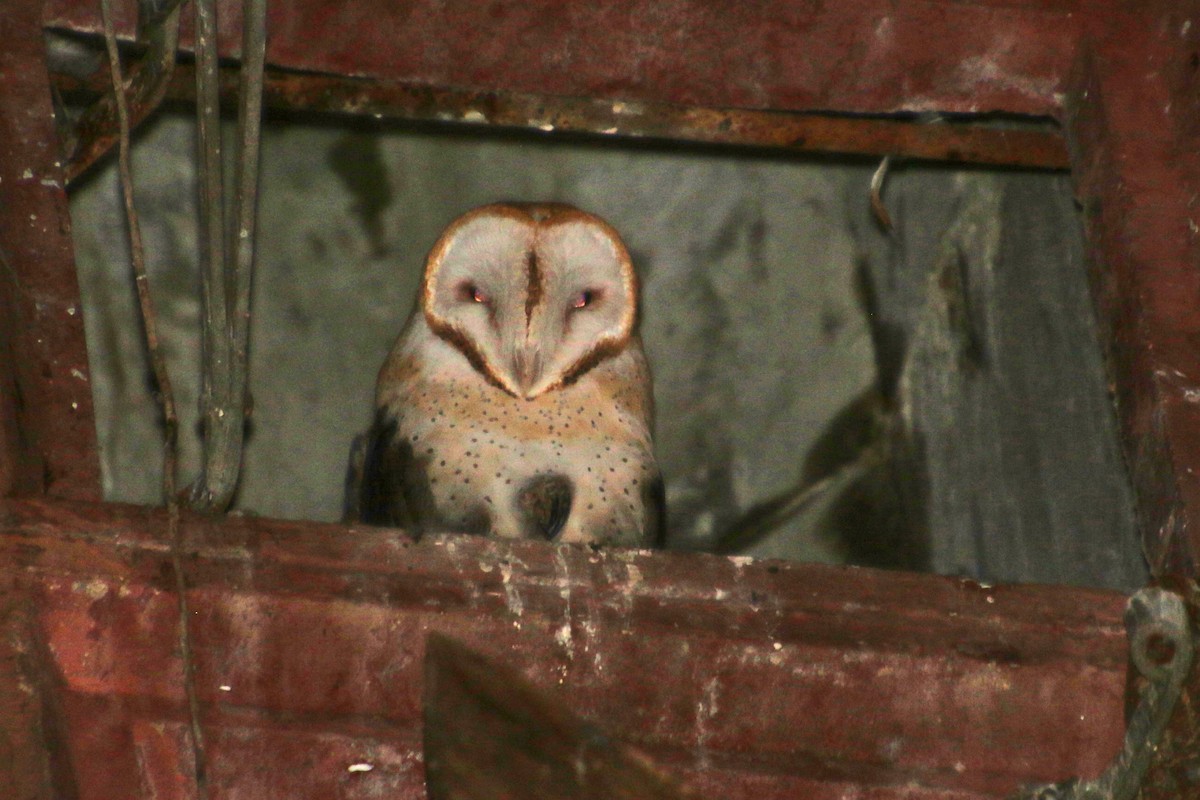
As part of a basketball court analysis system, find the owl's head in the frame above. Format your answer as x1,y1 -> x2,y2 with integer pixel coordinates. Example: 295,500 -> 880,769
421,203 -> 638,399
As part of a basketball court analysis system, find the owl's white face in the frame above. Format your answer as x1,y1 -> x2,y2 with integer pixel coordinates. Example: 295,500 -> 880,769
421,204 -> 637,399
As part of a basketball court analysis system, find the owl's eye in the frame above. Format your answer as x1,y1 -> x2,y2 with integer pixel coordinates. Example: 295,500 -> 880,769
571,289 -> 600,310
458,283 -> 489,304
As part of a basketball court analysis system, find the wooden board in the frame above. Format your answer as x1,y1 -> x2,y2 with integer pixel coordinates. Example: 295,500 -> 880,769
0,497 -> 1128,799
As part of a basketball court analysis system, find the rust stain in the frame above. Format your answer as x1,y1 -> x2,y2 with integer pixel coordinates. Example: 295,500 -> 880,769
52,65 -> 1070,173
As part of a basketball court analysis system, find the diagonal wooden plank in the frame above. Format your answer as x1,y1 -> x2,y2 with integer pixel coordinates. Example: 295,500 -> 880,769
424,633 -> 697,800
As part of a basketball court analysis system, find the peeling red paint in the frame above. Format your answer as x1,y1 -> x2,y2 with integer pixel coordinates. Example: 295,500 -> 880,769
0,0 -> 100,501
0,499 -> 1130,799
44,0 -> 1092,117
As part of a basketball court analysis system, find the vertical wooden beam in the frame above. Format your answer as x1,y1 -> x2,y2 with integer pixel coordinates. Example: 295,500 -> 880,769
1068,6 -> 1200,578
0,0 -> 100,501
0,579 -> 75,799
1067,9 -> 1200,794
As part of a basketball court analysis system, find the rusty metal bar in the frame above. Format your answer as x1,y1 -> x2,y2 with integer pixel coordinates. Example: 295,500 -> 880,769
257,73 -> 1071,169
54,64 -> 1070,174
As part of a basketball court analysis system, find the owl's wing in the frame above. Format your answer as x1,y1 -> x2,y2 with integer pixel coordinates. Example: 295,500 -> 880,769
342,431 -> 370,523
643,471 -> 667,548
344,411 -> 429,533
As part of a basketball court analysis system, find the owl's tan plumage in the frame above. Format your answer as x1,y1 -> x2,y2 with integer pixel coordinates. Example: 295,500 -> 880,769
346,203 -> 663,546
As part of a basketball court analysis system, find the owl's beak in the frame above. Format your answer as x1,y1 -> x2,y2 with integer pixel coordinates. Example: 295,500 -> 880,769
512,346 -> 544,399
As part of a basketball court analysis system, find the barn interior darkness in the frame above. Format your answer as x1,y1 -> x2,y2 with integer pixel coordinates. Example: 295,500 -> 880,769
66,109 -> 1148,591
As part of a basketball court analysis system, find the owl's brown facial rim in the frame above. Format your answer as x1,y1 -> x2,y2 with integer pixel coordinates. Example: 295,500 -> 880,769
421,203 -> 639,400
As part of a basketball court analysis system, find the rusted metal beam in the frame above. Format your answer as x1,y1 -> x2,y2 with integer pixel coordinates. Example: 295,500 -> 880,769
0,0 -> 100,501
0,496 -> 1129,799
53,62 -> 1070,177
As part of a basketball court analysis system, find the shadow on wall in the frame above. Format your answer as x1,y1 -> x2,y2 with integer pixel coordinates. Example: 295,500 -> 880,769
68,114 -> 1146,590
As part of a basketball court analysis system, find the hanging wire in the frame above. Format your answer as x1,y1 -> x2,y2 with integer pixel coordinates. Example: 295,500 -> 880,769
227,0 -> 268,494
189,0 -> 231,512
188,0 -> 267,512
96,0 -> 208,794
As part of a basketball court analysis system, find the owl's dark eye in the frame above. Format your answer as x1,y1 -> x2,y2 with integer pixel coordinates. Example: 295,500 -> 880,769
458,282 -> 489,304
571,289 -> 600,310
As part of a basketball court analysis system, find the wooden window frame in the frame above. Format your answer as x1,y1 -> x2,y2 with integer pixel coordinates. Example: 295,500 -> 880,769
1,1 -> 1197,797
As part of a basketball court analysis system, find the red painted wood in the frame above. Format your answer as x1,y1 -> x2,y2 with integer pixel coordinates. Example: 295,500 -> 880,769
0,0 -> 100,502
10,0 -> 1200,796
0,498 -> 1127,799
44,0 -> 1096,118
0,579 -> 71,800
1064,5 -> 1200,790
423,634 -> 698,799
1065,2 -> 1200,576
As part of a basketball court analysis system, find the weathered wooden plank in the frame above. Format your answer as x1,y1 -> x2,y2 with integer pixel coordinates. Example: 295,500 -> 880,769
847,168 -> 1145,590
1064,4 -> 1200,789
0,497 -> 1128,799
0,0 -> 100,501
0,578 -> 76,800
1065,6 -> 1200,577
44,0 -> 1091,117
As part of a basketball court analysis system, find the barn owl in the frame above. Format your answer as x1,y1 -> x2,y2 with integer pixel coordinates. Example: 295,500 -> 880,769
345,203 -> 663,547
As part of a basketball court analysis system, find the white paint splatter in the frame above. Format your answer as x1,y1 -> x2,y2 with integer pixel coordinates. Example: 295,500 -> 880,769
954,54 -> 1059,103
552,550 -> 573,657
695,676 -> 720,769
499,560 -> 524,616
75,578 -> 109,600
